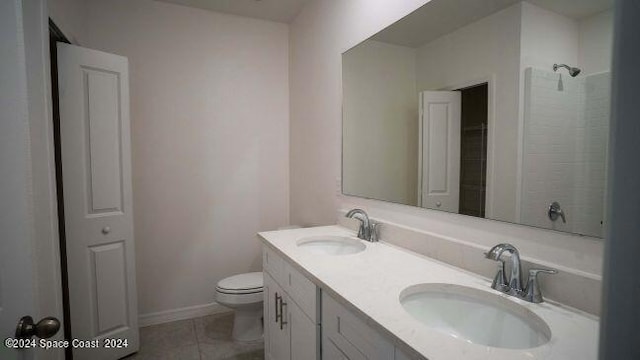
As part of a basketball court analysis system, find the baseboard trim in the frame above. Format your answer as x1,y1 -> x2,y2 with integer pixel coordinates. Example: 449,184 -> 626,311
138,302 -> 231,327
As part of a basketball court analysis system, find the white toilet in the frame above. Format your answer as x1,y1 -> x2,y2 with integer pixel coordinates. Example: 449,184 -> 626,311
215,272 -> 264,342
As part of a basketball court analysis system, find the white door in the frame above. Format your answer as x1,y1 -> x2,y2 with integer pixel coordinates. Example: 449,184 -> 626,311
419,91 -> 461,213
2,1 -> 71,360
1,1 -> 41,359
57,43 -> 139,359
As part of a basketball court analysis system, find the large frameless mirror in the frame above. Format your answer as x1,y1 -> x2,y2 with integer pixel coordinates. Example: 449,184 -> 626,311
342,0 -> 613,237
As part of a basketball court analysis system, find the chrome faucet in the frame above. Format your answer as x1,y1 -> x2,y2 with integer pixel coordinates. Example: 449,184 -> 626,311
485,243 -> 557,303
486,243 -> 523,293
345,209 -> 379,242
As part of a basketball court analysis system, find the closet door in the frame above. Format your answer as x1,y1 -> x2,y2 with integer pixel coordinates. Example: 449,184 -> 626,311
419,91 -> 462,212
58,42 -> 138,360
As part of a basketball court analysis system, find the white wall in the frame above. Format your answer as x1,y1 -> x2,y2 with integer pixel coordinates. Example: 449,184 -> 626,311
343,40 -> 418,205
519,2 -> 613,77
290,0 -> 603,283
415,4 -> 522,221
79,0 -> 290,317
579,10 -> 613,75
520,1 -> 579,72
290,0 -> 432,227
48,0 -> 85,43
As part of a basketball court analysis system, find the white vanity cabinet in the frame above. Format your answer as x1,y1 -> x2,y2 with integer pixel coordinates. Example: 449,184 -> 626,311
322,292 -> 395,360
264,273 -> 290,360
263,248 -> 320,360
322,292 -> 421,360
262,246 -> 418,360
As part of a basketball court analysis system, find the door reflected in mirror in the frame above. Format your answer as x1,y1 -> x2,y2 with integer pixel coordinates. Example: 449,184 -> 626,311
342,0 -> 613,237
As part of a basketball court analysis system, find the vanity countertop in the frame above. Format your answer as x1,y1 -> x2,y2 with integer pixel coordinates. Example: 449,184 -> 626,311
258,225 -> 599,360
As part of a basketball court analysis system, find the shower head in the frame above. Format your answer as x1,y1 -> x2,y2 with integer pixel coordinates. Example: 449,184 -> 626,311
553,63 -> 581,77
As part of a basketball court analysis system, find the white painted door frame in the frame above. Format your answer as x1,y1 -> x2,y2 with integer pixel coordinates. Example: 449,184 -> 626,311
426,76 -> 496,218
1,0 -> 65,360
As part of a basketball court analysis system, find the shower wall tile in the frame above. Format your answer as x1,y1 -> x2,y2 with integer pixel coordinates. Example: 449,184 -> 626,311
521,68 -> 610,238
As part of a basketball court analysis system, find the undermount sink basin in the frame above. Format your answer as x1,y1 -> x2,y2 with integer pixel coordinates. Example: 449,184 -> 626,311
297,236 -> 366,255
400,283 -> 551,349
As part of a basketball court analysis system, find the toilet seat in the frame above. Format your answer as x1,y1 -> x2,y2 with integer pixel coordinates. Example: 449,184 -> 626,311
216,272 -> 263,294
216,272 -> 264,306
216,289 -> 263,305
216,287 -> 263,295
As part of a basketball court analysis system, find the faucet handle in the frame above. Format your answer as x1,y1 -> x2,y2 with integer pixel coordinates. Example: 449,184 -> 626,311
529,268 -> 558,276
370,222 -> 381,242
523,268 -> 558,303
548,202 -> 567,223
489,258 -> 510,293
484,251 -> 509,292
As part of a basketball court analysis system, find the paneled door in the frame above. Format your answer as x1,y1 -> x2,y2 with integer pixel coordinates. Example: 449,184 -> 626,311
419,91 -> 461,213
57,43 -> 138,359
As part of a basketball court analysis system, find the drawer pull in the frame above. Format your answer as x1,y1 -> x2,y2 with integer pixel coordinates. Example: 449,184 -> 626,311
275,292 -> 282,324
280,300 -> 288,330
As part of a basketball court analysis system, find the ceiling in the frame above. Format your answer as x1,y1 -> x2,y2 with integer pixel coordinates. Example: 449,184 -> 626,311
154,0 -> 313,23
528,0 -> 613,19
370,0 -> 613,48
154,0 -> 613,33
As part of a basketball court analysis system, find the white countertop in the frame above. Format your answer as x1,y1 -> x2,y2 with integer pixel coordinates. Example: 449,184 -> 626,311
258,225 -> 599,360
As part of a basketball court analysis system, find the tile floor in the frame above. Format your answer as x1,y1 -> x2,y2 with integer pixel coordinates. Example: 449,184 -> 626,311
124,312 -> 264,360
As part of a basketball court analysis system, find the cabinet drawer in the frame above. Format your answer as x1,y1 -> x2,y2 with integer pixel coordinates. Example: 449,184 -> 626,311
323,337 -> 352,360
283,261 -> 318,323
395,348 -> 419,360
263,247 -> 284,283
322,292 -> 394,360
263,247 -> 318,323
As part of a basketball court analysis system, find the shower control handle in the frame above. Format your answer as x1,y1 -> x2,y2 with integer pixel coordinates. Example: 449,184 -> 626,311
548,201 -> 566,223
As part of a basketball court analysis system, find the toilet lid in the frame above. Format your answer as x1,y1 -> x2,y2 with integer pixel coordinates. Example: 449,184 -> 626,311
217,272 -> 263,292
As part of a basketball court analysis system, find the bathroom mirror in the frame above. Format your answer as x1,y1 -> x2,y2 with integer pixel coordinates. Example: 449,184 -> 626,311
342,0 -> 613,238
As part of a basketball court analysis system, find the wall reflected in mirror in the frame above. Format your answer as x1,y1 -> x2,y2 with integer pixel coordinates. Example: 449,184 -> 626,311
342,0 -> 613,237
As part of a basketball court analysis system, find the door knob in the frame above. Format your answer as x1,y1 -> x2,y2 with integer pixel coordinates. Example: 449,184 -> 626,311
102,226 -> 111,234
15,316 -> 61,339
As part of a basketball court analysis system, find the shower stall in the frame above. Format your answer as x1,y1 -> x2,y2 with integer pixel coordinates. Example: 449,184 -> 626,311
520,67 -> 611,238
